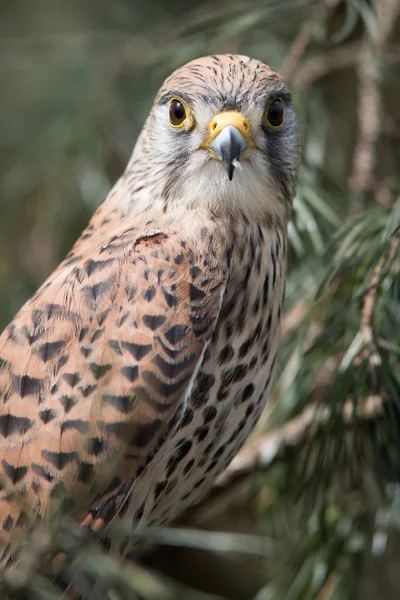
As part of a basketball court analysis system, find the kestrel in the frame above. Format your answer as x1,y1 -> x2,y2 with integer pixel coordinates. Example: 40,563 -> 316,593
0,54 -> 299,564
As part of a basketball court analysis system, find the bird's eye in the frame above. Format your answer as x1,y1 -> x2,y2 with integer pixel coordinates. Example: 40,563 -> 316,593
266,98 -> 284,129
169,98 -> 187,127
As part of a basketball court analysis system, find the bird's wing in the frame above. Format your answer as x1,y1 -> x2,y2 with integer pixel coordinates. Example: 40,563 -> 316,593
0,224 -> 227,558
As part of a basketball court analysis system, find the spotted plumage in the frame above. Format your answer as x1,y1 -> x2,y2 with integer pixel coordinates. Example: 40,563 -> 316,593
0,54 -> 299,563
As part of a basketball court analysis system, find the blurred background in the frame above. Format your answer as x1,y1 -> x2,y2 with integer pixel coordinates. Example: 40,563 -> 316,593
1,0 -> 400,598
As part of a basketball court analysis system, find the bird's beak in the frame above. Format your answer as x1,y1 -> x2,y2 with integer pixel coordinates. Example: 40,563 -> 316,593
201,111 -> 256,180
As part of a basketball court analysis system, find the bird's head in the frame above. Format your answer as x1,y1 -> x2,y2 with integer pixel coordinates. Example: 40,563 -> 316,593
128,55 -> 300,224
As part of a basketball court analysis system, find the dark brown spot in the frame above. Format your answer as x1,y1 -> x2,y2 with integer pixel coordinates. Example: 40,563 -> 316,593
212,444 -> 227,460
60,395 -> 76,413
121,366 -> 139,382
62,372 -> 81,388
220,364 -> 248,387
61,419 -> 90,434
90,328 -> 105,343
189,283 -> 206,302
217,388 -> 229,402
0,415 -> 33,437
122,341 -> 152,361
83,279 -> 112,303
190,266 -> 202,279
2,515 -> 14,532
79,327 -> 89,342
153,480 -> 167,501
80,346 -> 92,358
142,314 -> 166,331
262,273 -> 270,306
142,371 -> 190,397
166,440 -> 192,477
183,458 -> 195,475
218,344 -> 234,365
134,501 -> 146,521
204,441 -> 215,456
117,313 -> 129,328
153,353 -> 195,379
84,258 -> 113,276
102,394 -> 134,414
194,476 -> 206,489
37,340 -> 65,362
178,408 -> 194,429
163,288 -> 178,307
31,481 -> 41,494
86,437 -> 106,456
39,409 -> 56,424
41,450 -> 77,470
131,386 -> 176,414
109,339 -> 123,355
249,356 -> 258,370
191,372 -> 215,408
80,384 -> 97,397
205,460 -> 218,473
203,405 -> 217,423
32,463 -> 54,482
14,375 -> 41,397
144,286 -> 156,302
77,462 -> 94,483
164,325 -> 187,345
194,425 -> 209,442
241,384 -> 255,403
157,337 -> 183,359
2,460 -> 28,484
165,478 -> 178,494
245,404 -> 255,417
130,420 -> 162,448
239,325 -> 262,358
89,363 -> 112,380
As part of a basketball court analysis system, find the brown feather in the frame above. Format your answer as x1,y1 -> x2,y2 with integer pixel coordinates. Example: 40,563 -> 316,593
0,201 -> 227,559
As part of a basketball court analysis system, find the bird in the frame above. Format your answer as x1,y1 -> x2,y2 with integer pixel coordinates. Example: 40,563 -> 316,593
0,54 -> 299,564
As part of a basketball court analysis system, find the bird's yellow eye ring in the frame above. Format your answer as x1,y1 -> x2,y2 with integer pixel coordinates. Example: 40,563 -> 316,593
169,98 -> 188,128
265,97 -> 284,130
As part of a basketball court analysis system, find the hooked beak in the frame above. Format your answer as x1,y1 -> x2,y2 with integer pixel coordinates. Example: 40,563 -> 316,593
201,111 -> 255,180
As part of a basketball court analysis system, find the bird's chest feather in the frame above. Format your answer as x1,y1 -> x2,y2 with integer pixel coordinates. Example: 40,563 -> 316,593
129,224 -> 287,528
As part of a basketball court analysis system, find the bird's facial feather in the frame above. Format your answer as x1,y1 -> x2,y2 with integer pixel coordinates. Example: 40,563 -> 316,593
127,55 -> 300,224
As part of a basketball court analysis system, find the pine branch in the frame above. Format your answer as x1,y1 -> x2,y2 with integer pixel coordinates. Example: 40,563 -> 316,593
357,234 -> 399,369
214,396 -> 384,490
293,41 -> 362,88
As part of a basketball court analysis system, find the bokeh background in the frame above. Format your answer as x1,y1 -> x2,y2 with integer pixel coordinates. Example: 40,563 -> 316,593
1,1 -> 400,599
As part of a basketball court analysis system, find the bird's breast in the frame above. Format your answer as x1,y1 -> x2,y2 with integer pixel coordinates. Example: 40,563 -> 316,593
116,223 -> 287,552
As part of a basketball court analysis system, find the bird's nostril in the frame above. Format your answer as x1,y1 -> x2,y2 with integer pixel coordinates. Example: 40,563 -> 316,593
212,122 -> 217,131
243,121 -> 248,130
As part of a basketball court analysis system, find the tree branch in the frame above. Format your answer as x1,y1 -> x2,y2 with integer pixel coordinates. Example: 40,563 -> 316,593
348,0 -> 400,210
281,0 -> 344,81
214,396 -> 384,491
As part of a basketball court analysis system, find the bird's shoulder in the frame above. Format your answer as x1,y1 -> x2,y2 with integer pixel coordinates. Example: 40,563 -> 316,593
0,216 -> 228,492
0,216 -> 229,399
